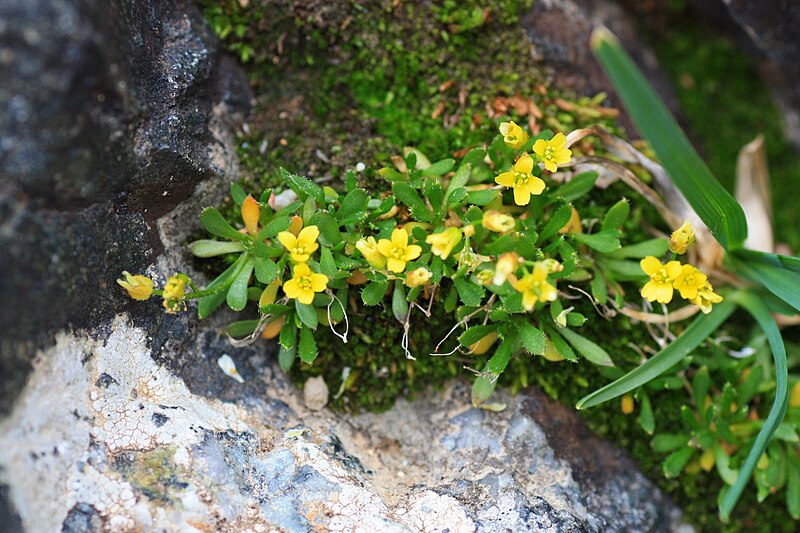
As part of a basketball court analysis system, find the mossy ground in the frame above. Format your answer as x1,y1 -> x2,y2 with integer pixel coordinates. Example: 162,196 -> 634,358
199,1 -> 799,530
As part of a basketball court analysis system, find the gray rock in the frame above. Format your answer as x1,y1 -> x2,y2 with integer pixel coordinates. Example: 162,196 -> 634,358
0,317 -> 690,532
0,0 -> 251,414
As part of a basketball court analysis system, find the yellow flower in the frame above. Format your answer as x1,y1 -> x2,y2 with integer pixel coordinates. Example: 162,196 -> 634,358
425,227 -> 462,260
511,263 -> 558,311
242,195 -> 260,236
406,267 -> 432,288
669,220 -> 696,255
377,228 -> 422,273
163,274 -> 188,314
691,283 -> 723,314
673,264 -> 708,300
533,132 -> 572,172
482,210 -> 515,233
283,263 -> 329,305
493,252 -> 519,286
277,225 -> 320,263
356,236 -> 387,269
117,271 -> 154,301
499,121 -> 529,150
640,256 -> 682,304
495,153 -> 546,206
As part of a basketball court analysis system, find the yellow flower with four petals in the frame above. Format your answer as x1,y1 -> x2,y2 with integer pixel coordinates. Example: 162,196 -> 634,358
377,228 -> 422,273
117,272 -> 154,301
499,121 -> 529,150
283,263 -> 329,305
640,256 -> 682,304
278,225 -> 320,263
533,132 -> 572,172
426,227 -> 462,260
495,153 -> 546,206
511,262 -> 558,311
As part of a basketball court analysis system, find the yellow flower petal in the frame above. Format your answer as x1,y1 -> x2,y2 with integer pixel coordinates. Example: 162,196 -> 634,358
298,225 -> 320,244
283,279 -> 301,299
513,185 -> 531,206
550,132 -> 567,150
532,139 -> 547,156
515,153 -> 534,174
298,289 -> 315,305
310,272 -> 329,292
277,231 -> 297,251
640,256 -> 663,276
391,228 -> 409,247
495,171 -> 516,187
387,258 -> 406,273
404,244 -> 422,261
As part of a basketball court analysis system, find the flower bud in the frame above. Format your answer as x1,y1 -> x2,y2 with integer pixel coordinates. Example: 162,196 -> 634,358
669,220 -> 696,255
482,210 -> 515,233
242,195 -> 260,236
117,272 -> 154,301
405,267 -> 432,288
426,227 -> 462,260
493,252 -> 519,286
356,236 -> 387,269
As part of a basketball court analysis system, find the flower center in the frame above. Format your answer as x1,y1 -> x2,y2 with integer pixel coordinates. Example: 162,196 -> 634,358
298,276 -> 313,289
292,244 -> 307,256
514,172 -> 529,186
390,246 -> 405,259
654,268 -> 672,283
544,147 -> 555,160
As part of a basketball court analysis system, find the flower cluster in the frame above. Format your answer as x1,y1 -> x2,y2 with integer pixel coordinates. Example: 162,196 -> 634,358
640,221 -> 722,312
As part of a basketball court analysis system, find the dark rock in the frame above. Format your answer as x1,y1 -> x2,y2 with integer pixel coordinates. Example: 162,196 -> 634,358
0,483 -> 23,533
61,503 -> 101,533
522,0 -> 684,135
0,0 -> 251,414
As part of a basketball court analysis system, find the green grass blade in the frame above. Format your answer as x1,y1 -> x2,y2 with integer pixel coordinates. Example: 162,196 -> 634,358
732,248 -> 800,274
729,256 -> 800,312
721,292 -> 789,521
576,298 -> 736,409
591,28 -> 747,250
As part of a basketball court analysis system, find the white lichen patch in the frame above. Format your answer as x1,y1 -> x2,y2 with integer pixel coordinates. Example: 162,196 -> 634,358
397,491 -> 476,533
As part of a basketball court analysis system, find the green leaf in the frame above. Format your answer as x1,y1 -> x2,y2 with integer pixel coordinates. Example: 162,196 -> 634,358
591,272 -> 608,305
421,158 -> 455,176
319,247 -> 337,279
638,391 -> 655,435
443,164 -> 471,208
554,172 -> 597,202
517,321 -> 545,355
454,277 -> 484,307
459,325 -> 497,347
280,168 -> 324,203
298,327 -> 318,364
308,212 -> 342,246
362,280 -> 389,306
198,254 -> 249,319
278,344 -> 296,371
472,375 -> 497,407
545,326 -> 577,362
486,337 -> 515,374
577,298 -> 736,409
199,207 -> 247,241
461,147 -> 487,167
601,198 -> 630,231
189,239 -> 246,258
733,248 -> 800,273
591,28 -> 747,250
226,256 -> 255,311
602,258 -> 647,280
279,314 -> 297,349
253,257 -> 279,284
692,366 -> 712,413
730,257 -> 800,312
337,188 -> 369,223
230,182 -> 247,205
467,189 -> 500,206
226,320 -> 260,338
663,447 -> 694,478
570,230 -> 621,253
295,300 -> 318,330
392,281 -> 409,323
609,238 -> 669,259
719,291 -> 789,521
651,433 -> 689,453
537,203 -> 573,244
558,327 -> 614,367
393,182 -> 432,221
256,215 -> 291,240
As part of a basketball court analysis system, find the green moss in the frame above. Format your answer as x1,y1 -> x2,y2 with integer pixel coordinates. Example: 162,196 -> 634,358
113,447 -> 188,504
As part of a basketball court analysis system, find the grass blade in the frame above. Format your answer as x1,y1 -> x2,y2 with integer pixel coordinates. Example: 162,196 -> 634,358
576,298 -> 736,409
730,256 -> 800,312
732,248 -> 800,274
721,292 -> 789,521
591,27 -> 747,250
